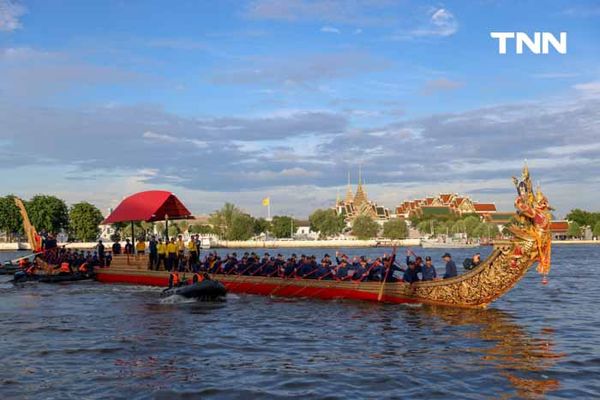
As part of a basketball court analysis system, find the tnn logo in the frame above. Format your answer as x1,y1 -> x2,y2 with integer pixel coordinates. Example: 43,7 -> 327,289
490,32 -> 567,54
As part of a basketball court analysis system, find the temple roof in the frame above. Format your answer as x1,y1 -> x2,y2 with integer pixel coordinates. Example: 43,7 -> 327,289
474,203 -> 497,212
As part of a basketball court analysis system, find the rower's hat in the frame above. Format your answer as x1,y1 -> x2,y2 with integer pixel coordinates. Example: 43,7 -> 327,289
425,256 -> 432,261
442,252 -> 452,258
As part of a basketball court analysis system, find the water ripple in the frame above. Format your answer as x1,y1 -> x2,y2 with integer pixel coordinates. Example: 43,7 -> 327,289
1,246 -> 600,398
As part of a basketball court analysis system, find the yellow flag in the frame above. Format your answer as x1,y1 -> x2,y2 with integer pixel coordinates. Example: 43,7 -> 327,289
262,197 -> 270,206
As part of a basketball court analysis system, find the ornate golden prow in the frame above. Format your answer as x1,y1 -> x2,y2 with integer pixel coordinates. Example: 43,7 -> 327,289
512,165 -> 553,283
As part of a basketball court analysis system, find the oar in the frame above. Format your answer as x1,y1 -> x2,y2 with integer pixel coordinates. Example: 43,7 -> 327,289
8,251 -> 43,265
377,247 -> 397,302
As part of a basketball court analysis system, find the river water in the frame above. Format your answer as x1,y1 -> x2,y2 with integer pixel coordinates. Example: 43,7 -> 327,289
0,245 -> 599,399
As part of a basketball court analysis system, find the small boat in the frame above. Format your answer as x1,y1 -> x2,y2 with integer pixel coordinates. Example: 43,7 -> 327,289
13,271 -> 95,284
0,263 -> 22,275
421,239 -> 479,249
160,279 -> 227,300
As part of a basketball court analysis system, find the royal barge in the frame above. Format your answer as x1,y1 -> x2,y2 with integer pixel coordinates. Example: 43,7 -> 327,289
94,166 -> 553,309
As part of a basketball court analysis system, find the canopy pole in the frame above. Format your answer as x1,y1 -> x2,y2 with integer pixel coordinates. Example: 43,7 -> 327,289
131,221 -> 135,250
165,219 -> 169,242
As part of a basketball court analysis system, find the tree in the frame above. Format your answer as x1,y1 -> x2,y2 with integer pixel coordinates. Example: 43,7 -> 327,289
593,221 -> 600,239
382,218 -> 408,239
309,209 -> 345,238
351,215 -> 379,240
209,202 -> 242,239
472,223 -> 500,239
189,224 -> 214,235
68,202 -> 104,241
0,195 -> 23,240
566,209 -> 597,227
228,213 -> 255,240
114,221 -> 143,240
567,221 -> 581,238
168,222 -> 182,238
462,216 -> 481,238
434,221 -> 450,236
26,195 -> 69,234
140,221 -> 154,238
270,216 -> 295,238
417,220 -> 434,235
252,218 -> 270,236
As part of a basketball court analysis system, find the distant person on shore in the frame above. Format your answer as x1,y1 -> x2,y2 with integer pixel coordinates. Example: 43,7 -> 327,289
148,236 -> 158,269
442,253 -> 457,279
112,240 -> 121,255
421,256 -> 437,281
463,253 -> 481,270
124,239 -> 133,255
96,240 -> 105,266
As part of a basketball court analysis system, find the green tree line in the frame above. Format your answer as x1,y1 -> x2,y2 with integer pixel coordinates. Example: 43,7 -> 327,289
5,193 -> 597,243
414,215 -> 500,239
566,209 -> 600,238
0,195 -> 102,242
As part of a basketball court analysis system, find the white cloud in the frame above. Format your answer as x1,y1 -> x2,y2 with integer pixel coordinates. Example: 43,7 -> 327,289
143,131 -> 208,148
0,0 -> 25,32
320,26 -> 340,34
412,8 -> 458,37
573,81 -> 600,98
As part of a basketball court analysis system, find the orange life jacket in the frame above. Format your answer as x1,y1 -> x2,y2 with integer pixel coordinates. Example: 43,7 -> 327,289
19,259 -> 26,267
26,266 -> 36,275
193,273 -> 204,283
172,272 -> 180,286
78,263 -> 88,273
59,262 -> 70,273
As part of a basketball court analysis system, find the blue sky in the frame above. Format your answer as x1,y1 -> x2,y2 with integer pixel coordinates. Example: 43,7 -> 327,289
0,0 -> 599,218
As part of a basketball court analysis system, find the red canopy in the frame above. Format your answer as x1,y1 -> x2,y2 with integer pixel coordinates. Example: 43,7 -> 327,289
102,190 -> 193,224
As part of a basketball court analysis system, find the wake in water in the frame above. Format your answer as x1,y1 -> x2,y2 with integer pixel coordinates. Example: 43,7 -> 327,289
158,294 -> 197,305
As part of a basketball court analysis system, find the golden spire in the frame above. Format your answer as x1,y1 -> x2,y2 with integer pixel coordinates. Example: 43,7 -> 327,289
354,165 -> 368,208
344,170 -> 354,203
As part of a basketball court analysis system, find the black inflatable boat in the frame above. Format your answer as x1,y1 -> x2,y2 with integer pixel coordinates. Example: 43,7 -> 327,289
160,279 -> 227,301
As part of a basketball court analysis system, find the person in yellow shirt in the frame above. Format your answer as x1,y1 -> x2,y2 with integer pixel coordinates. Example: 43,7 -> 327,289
157,239 -> 167,270
135,239 -> 146,260
176,235 -> 185,270
187,235 -> 198,270
166,238 -> 178,271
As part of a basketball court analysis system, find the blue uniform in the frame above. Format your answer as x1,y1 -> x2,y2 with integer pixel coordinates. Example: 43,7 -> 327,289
403,267 -> 420,283
421,264 -> 437,281
443,260 -> 457,279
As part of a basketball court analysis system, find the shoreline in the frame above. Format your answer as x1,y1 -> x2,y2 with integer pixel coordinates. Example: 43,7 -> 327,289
1,238 -> 598,251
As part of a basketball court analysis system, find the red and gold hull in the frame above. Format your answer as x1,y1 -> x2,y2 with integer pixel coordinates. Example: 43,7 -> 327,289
95,263 -> 419,304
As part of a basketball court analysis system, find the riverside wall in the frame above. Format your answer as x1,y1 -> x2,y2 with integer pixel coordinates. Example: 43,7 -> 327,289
2,238 -> 598,252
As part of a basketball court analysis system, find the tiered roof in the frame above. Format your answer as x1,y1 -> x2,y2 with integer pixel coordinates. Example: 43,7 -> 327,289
396,193 -> 499,219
